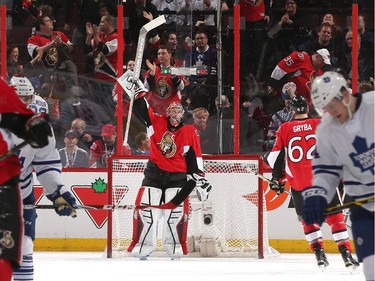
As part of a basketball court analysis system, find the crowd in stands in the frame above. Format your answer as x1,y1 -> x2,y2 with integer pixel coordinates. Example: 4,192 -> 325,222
4,0 -> 374,165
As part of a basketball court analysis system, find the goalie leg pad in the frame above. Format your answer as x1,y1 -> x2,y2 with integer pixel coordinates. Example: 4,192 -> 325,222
162,188 -> 189,259
13,236 -> 34,281
128,186 -> 163,258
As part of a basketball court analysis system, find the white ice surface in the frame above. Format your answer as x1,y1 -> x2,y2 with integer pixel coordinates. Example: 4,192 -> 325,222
33,252 -> 365,281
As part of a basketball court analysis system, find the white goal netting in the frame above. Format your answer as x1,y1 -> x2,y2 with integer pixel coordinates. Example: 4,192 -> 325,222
107,156 -> 278,258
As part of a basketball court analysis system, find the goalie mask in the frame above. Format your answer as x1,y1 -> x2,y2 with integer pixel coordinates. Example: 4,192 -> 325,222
10,76 -> 35,105
166,102 -> 184,127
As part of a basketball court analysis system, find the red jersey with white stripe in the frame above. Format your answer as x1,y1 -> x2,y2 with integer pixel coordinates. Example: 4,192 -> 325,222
147,108 -> 202,173
90,31 -> 118,82
27,31 -> 72,68
268,118 -> 320,191
239,0 -> 266,22
145,67 -> 182,116
272,52 -> 324,105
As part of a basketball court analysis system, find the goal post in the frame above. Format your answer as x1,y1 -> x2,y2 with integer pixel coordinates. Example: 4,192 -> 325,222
106,155 -> 278,259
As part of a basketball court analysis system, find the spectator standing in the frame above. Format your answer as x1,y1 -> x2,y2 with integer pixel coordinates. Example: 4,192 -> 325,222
298,22 -> 338,67
237,0 -> 270,78
144,45 -> 185,116
271,0 -> 310,60
124,0 -> 159,45
58,130 -> 89,168
269,48 -> 331,107
184,29 -> 217,115
27,15 -> 73,69
85,14 -> 118,82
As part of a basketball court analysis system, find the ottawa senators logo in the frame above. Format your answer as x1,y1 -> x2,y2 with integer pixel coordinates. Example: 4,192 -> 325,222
156,79 -> 172,99
245,0 -> 261,6
0,230 -> 15,249
158,131 -> 176,158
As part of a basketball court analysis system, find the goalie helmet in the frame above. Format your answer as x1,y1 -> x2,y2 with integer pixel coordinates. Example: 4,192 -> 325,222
291,96 -> 308,114
166,101 -> 184,127
311,71 -> 349,110
9,76 -> 35,103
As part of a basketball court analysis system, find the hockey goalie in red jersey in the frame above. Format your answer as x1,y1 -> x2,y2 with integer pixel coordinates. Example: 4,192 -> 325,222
0,77 -> 52,281
120,70 -> 211,260
267,94 -> 359,271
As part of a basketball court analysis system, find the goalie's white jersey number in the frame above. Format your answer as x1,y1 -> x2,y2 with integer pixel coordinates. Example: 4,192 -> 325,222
288,134 -> 316,163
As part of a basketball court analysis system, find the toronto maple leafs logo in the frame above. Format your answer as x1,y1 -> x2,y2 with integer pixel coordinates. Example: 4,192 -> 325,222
349,136 -> 375,175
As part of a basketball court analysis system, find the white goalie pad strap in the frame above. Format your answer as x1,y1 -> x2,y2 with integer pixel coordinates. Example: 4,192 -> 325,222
162,188 -> 188,258
132,187 -> 163,257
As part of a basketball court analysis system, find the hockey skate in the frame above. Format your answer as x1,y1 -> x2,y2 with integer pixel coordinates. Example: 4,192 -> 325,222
313,246 -> 329,271
339,246 -> 360,273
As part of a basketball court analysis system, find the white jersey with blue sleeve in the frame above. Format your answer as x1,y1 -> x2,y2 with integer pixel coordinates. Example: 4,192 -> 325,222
312,91 -> 374,212
29,95 -> 49,114
15,131 -> 63,200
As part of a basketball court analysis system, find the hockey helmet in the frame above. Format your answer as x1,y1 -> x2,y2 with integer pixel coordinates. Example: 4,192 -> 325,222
311,71 -> 349,110
291,95 -> 308,114
166,101 -> 184,126
9,76 -> 35,99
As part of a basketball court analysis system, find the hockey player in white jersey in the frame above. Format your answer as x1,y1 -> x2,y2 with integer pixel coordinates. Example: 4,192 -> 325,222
302,72 -> 374,281
9,76 -> 78,281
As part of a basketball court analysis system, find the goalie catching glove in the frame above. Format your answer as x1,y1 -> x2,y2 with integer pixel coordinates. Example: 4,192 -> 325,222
117,69 -> 147,100
46,185 -> 78,217
187,173 -> 212,201
269,177 -> 286,195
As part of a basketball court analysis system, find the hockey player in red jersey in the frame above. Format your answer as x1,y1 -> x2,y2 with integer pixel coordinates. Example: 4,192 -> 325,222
269,48 -> 331,107
121,71 -> 211,260
0,77 -> 52,281
267,94 -> 359,271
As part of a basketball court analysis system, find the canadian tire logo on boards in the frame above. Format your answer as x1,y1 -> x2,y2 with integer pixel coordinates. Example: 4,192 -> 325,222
71,178 -> 129,228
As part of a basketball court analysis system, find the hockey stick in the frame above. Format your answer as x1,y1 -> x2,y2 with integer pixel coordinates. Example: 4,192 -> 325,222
118,15 -> 166,146
244,166 -> 291,195
24,180 -> 196,211
0,140 -> 29,162
323,195 -> 375,215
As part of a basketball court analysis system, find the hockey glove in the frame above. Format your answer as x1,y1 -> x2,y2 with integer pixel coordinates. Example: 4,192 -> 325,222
46,185 -> 78,217
269,177 -> 286,195
25,113 -> 52,148
301,186 -> 328,226
118,70 -> 147,99
187,173 -> 212,201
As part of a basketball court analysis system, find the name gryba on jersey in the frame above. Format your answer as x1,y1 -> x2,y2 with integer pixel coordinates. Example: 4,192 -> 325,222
293,124 -> 313,132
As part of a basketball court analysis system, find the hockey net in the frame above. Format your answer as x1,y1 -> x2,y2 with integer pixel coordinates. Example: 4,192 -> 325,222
107,155 -> 278,258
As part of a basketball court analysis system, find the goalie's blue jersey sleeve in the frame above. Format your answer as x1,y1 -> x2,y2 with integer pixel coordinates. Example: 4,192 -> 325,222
312,91 -> 374,212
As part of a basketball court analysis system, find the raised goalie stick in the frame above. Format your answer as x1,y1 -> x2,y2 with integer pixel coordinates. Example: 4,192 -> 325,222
117,15 -> 166,147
